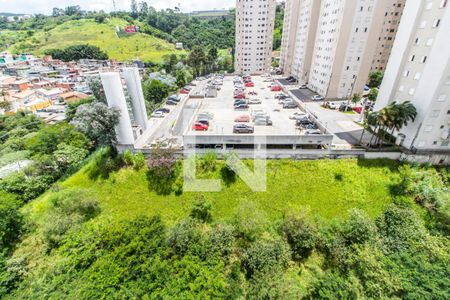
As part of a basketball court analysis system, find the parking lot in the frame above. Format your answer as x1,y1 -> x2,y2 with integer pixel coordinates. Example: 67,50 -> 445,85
184,76 -> 316,136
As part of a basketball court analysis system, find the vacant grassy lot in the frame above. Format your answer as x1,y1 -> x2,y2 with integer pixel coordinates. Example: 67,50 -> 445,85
27,158 -> 400,225
8,18 -> 184,62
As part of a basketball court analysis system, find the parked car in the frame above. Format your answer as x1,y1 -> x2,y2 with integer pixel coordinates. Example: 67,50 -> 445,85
234,103 -> 249,110
234,100 -> 247,106
197,118 -> 210,126
182,86 -> 192,91
289,112 -> 308,120
339,103 -> 354,112
180,89 -> 189,94
299,84 -> 308,89
155,108 -> 170,113
305,123 -> 318,130
254,117 -> 273,126
166,100 -> 178,105
305,129 -> 321,135
275,93 -> 289,99
245,82 -> 255,87
198,112 -> 213,120
234,93 -> 246,99
279,98 -> 293,104
296,118 -> 312,126
312,95 -> 324,101
248,98 -> 262,104
192,122 -> 208,131
325,102 -> 339,110
233,124 -> 254,134
353,106 -> 364,114
271,86 -> 282,92
235,115 -> 251,122
286,76 -> 295,81
283,102 -> 298,109
168,94 -> 180,101
151,111 -> 164,118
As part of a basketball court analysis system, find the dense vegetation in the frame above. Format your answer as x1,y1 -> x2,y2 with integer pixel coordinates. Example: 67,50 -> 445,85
0,146 -> 448,298
44,44 -> 108,61
1,2 -> 285,61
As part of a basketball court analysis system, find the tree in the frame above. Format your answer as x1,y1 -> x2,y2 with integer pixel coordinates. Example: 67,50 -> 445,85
45,44 -> 108,62
143,79 -> 170,105
206,47 -> 218,73
70,102 -> 120,146
367,88 -> 378,102
139,1 -> 149,16
352,93 -> 362,105
190,196 -> 212,223
0,192 -> 23,251
130,0 -> 138,19
368,71 -> 384,88
280,215 -> 319,261
86,76 -> 107,103
64,5 -> 81,16
187,46 -> 207,77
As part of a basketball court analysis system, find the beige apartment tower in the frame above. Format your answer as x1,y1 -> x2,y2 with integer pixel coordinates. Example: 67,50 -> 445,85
279,0 -> 301,75
280,0 -> 406,99
235,0 -> 277,74
375,0 -> 450,152
371,0 -> 406,71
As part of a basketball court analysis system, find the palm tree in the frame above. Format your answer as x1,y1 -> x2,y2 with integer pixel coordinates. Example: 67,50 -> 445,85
359,110 -> 378,145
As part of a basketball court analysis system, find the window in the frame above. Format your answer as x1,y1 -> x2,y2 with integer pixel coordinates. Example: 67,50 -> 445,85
440,0 -> 448,8
409,55 -> 415,62
431,110 -> 440,118
403,70 -> 410,77
414,38 -> 420,45
421,56 -> 428,63
437,94 -> 447,101
433,19 -> 441,27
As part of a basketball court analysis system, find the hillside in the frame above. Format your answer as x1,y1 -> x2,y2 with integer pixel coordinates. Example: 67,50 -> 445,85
5,18 -> 183,62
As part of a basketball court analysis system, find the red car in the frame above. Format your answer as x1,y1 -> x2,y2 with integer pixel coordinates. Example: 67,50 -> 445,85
234,115 -> 250,122
234,93 -> 246,99
353,106 -> 363,114
245,82 -> 255,87
271,86 -> 282,92
192,122 -> 208,131
180,89 -> 189,94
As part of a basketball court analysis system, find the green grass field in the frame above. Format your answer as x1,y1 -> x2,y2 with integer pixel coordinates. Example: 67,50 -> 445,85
7,18 -> 184,62
27,158 -> 400,226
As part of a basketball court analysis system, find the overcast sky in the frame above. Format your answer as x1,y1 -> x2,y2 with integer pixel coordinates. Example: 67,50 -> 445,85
0,0 -> 236,15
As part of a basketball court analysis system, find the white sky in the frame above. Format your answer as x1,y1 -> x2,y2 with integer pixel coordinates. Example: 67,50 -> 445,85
0,0 -> 237,15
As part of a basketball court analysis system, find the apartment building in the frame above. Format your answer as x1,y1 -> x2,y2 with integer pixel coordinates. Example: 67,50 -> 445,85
371,0 -> 406,71
235,0 -> 277,74
279,0 -> 301,75
375,0 -> 450,152
290,0 -> 322,84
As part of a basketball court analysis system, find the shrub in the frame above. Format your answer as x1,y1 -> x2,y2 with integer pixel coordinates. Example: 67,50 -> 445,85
280,215 -> 319,261
189,195 -> 212,223
241,237 -> 290,278
208,224 -> 235,258
0,192 -> 23,251
200,151 -> 217,172
167,218 -> 202,256
42,189 -> 100,248
220,164 -> 236,187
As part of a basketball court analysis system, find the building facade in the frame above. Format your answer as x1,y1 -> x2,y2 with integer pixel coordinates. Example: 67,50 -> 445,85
280,0 -> 407,99
279,0 -> 301,75
370,0 -> 406,71
375,0 -> 450,152
235,0 -> 277,74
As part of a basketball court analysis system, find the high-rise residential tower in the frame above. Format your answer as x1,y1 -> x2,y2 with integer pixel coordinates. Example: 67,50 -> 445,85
279,0 -> 301,75
370,0 -> 406,71
375,0 -> 450,152
235,0 -> 277,74
279,0 -> 406,99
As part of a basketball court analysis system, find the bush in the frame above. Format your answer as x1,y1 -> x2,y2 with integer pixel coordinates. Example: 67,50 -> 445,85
199,151 -> 217,172
122,150 -> 145,171
280,215 -> 319,261
0,192 -> 23,251
42,189 -> 100,248
241,237 -> 290,278
220,164 -> 236,187
190,195 -> 212,223
167,218 -> 202,256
